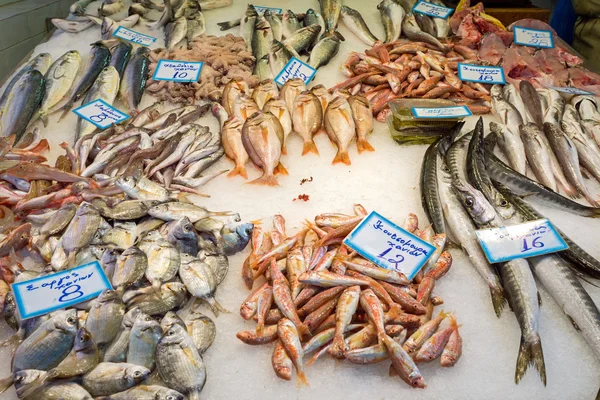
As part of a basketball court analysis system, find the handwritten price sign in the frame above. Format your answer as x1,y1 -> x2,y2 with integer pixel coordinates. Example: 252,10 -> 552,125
458,63 -> 506,84
343,211 -> 435,280
514,26 -> 554,49
113,26 -> 156,46
412,0 -> 453,19
475,219 -> 568,263
12,261 -> 112,319
73,99 -> 129,130
274,57 -> 317,86
153,60 -> 203,82
254,5 -> 282,14
412,106 -> 472,119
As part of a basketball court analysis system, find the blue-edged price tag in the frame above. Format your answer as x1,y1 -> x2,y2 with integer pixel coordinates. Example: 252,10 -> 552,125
343,211 -> 436,280
254,6 -> 282,14
153,60 -> 203,82
412,106 -> 472,119
412,0 -> 453,19
274,57 -> 317,86
73,99 -> 129,130
548,86 -> 593,96
458,63 -> 506,84
513,26 -> 554,49
113,26 -> 156,46
475,219 -> 568,264
12,261 -> 112,320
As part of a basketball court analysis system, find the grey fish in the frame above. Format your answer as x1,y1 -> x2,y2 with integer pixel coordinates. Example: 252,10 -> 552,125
402,13 -> 447,51
102,222 -> 137,249
16,375 -> 92,399
179,253 -> 227,315
71,0 -> 94,14
104,307 -> 143,363
307,35 -> 341,69
520,80 -> 544,127
167,216 -> 198,255
240,4 -> 257,52
126,282 -> 187,315
62,202 -> 102,259
304,8 -> 325,44
283,24 -> 321,53
489,121 -> 527,175
149,0 -> 172,29
104,385 -> 185,399
573,95 -> 600,121
268,40 -> 297,78
544,122 -> 598,205
183,309 -> 216,353
37,202 -> 78,242
519,123 -> 558,191
253,14 -> 274,61
0,54 -> 48,120
120,47 -> 149,113
415,13 -> 436,36
166,16 -> 188,50
109,41 -> 133,78
82,362 -> 150,396
201,252 -> 230,284
181,147 -> 225,178
562,105 -> 600,184
92,198 -> 156,220
13,310 -> 78,371
86,289 -> 125,349
264,9 -> 283,41
1,70 -> 44,144
282,9 -> 302,39
38,50 -> 81,127
58,43 -> 111,120
430,0 -> 451,37
539,88 -> 564,125
420,136 -> 447,234
127,313 -> 162,370
112,247 -> 148,290
502,83 -> 529,124
149,201 -> 229,223
186,12 -> 206,42
161,311 -> 186,332
156,324 -> 206,400
340,6 -> 378,46
143,236 -> 180,291
318,0 -> 342,38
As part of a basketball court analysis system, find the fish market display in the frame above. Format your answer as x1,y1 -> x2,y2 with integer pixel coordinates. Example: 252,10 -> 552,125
236,208 -> 462,388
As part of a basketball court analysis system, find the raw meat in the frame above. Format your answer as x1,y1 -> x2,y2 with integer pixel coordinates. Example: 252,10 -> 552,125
479,33 -> 507,66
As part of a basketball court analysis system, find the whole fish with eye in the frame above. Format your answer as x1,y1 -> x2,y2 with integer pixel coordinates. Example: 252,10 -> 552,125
82,362 -> 150,396
58,43 -> 111,121
167,216 -> 198,255
201,250 -> 230,284
127,313 -> 162,370
120,47 -> 150,113
402,13 -> 447,52
489,121 -> 527,176
308,35 -> 341,70
282,9 -> 302,39
85,289 -> 126,350
265,9 -> 283,41
415,13 -> 437,37
1,70 -> 44,145
166,17 -> 188,50
61,202 -> 102,260
348,95 -> 374,153
519,123 -> 559,192
76,66 -> 120,141
183,309 -> 216,353
324,96 -> 356,165
125,282 -> 187,316
340,6 -> 378,46
562,104 -> 600,184
268,40 -> 297,79
239,4 -> 258,52
303,8 -> 325,44
221,221 -> 253,256
318,0 -> 343,39
179,253 -> 227,315
283,24 -> 322,54
378,0 -> 404,43
253,14 -> 274,61
292,91 -> 322,156
109,41 -> 132,78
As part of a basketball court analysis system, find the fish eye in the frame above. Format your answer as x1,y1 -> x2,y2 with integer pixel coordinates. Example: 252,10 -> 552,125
167,396 -> 176,400
500,199 -> 509,207
145,316 -> 152,321
15,376 -> 23,383
465,198 -> 474,208
133,371 -> 142,377
67,316 -> 76,325
168,329 -> 175,336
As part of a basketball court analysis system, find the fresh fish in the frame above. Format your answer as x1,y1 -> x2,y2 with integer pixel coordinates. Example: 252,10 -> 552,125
348,95 -> 374,153
39,50 -> 81,127
253,54 -> 273,81
112,247 -> 148,290
384,334 -> 426,388
328,285 -> 360,358
105,385 -> 185,399
402,13 -> 447,51
102,222 -> 137,249
187,13 -> 206,42
264,9 -> 283,41
239,4 -> 258,52
1,70 -> 44,144
126,282 -> 187,316
415,13 -> 437,37
489,121 -> 527,175
318,0 -> 342,38
303,8 -> 325,43
156,324 -> 206,400
127,313 -> 162,370
144,236 -> 180,291
104,307 -> 142,363
71,0 -> 94,14
86,289 -> 125,349
166,216 -> 198,255
415,316 -> 457,363
581,118 -> 600,152
59,43 -> 111,120
109,41 -> 133,78
165,17 -> 187,50
221,221 -> 253,256
307,35 -> 340,69
280,78 -> 306,115
324,95 -> 356,165
36,202 -> 77,242
242,111 -> 287,186
277,318 -> 309,386
378,0 -> 404,43
502,83 -> 529,124
253,14 -> 274,61
99,0 -> 124,16
221,79 -> 250,116
77,66 -> 120,141
82,362 -> 150,396
562,105 -> 600,183
120,47 -> 149,113
519,123 -> 558,191
264,98 -> 292,154
283,24 -> 321,53
520,80 -> 544,127
183,309 -> 216,353
539,88 -> 564,124
148,0 -> 172,29
340,6 -> 378,46
268,40 -> 297,79
420,137 -> 447,234
272,340 -> 293,380
292,91 -> 323,155
251,79 -> 279,111
282,9 -> 302,39
221,117 -> 248,179
149,201 -> 228,222
92,199 -> 156,220
179,254 -> 226,315
430,0 -> 451,37
232,94 -> 259,121
62,202 -> 102,259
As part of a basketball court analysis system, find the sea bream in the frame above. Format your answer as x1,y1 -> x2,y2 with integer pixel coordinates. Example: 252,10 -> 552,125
324,96 -> 356,165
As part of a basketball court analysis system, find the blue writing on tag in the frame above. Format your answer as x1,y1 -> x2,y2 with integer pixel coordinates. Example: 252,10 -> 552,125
548,86 -> 593,96
113,26 -> 156,46
152,59 -> 203,82
274,57 -> 317,86
12,261 -> 112,320
475,218 -> 568,263
412,106 -> 472,119
412,0 -> 453,19
73,99 -> 129,130
513,26 -> 554,49
457,63 -> 506,84
254,5 -> 282,14
343,211 -> 435,280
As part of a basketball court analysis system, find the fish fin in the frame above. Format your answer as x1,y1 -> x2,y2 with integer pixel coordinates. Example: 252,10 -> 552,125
584,193 -> 600,208
389,364 -> 399,377
332,150 -> 351,165
281,143 -> 287,155
356,138 -> 375,153
57,99 -> 75,121
0,374 -> 14,395
39,112 -> 49,128
274,162 -> 288,176
489,284 -> 507,318
188,391 -> 202,400
301,140 -> 320,156
249,174 -> 279,186
515,334 -> 546,386
567,315 -> 580,332
227,164 -> 248,179
175,192 -> 193,203
296,371 -> 310,388
537,291 -> 542,307
203,296 -> 230,317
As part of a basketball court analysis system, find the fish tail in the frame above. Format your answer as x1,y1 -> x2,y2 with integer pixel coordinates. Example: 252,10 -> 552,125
583,192 -> 600,208
515,334 -> 546,386
296,371 -> 310,387
188,390 -> 202,400
332,150 -> 351,165
274,162 -> 288,176
40,111 -> 49,128
489,284 -> 507,318
302,140 -> 320,156
281,143 -> 287,155
298,323 -> 312,339
57,99 -> 75,121
205,296 -> 231,317
356,138 -> 375,153
248,174 -> 279,186
227,164 -> 248,179
0,374 -> 14,395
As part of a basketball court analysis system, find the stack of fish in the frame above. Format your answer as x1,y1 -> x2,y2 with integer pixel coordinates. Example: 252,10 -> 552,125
236,209 -> 462,389
218,76 -> 375,185
420,118 -> 600,386
0,190 -> 253,398
489,81 -> 600,207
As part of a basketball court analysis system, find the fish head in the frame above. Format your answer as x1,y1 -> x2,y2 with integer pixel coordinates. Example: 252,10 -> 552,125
452,181 -> 496,225
14,370 -> 44,391
160,311 -> 185,332
165,282 -> 187,297
74,327 -> 94,350
161,322 -> 188,345
235,222 -> 254,241
490,84 -> 503,100
244,3 -> 258,18
157,388 -> 186,400
54,309 -> 79,333
134,312 -> 159,330
125,365 -> 151,385
115,174 -> 139,192
123,307 -> 143,327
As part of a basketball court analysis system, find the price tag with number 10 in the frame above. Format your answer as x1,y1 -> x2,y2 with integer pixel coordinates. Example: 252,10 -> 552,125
153,60 -> 204,82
